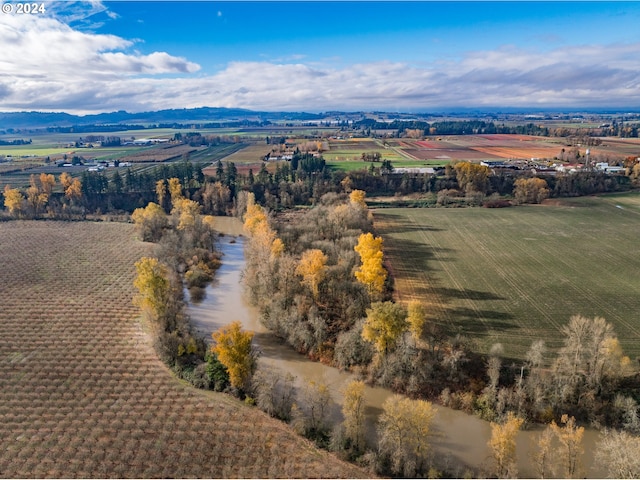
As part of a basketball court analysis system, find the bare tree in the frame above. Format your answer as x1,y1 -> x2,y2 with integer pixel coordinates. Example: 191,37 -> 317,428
596,429 -> 640,478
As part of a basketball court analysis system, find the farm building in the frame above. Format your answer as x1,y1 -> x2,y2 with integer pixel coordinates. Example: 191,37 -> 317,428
392,167 -> 435,174
595,162 -> 625,174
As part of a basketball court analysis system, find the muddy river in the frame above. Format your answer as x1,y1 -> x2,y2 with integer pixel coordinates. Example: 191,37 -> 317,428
185,217 -> 604,477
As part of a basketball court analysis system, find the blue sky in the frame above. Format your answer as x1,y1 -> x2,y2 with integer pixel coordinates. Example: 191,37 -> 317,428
1,1 -> 640,113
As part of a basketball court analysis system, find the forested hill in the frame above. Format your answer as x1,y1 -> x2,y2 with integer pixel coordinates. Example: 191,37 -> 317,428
0,107 -> 323,129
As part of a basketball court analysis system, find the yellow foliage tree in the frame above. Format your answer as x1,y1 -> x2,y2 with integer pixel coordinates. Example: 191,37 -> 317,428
453,161 -> 490,194
39,173 -> 55,196
341,176 -> 353,193
296,249 -> 328,299
378,394 -> 436,477
349,189 -> 366,209
243,193 -> 269,236
361,301 -> 408,355
513,177 -> 550,204
156,179 -> 167,208
3,185 -> 24,217
26,174 -> 49,215
59,172 -> 73,190
60,173 -> 82,201
131,202 -> 167,242
167,177 -> 182,206
133,257 -> 170,320
488,412 -> 524,478
407,300 -> 426,343
354,232 -> 387,296
532,424 -> 554,479
549,414 -> 584,478
270,237 -> 284,260
211,321 -> 255,390
342,380 -> 366,451
172,198 -> 202,231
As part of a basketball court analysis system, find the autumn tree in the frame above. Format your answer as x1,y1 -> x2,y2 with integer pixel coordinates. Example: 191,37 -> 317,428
60,172 -> 82,202
39,173 -> 55,196
3,185 -> 24,217
354,232 -> 387,297
201,181 -> 231,215
341,175 -> 353,193
242,193 -> 287,307
243,192 -> 269,236
168,177 -> 182,207
453,161 -> 490,194
26,174 -> 50,216
296,249 -> 328,300
513,177 -> 550,204
341,380 -> 366,452
546,414 -> 585,478
171,197 -> 202,232
349,189 -> 366,209
361,301 -> 408,355
59,171 -> 73,190
211,321 -> 256,391
531,423 -> 554,479
156,179 -> 168,211
407,300 -> 427,343
488,412 -> 524,478
133,257 -> 171,321
377,394 -> 436,477
131,202 -> 168,242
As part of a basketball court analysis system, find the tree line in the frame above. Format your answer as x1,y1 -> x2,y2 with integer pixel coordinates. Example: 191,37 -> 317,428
354,119 -> 550,136
3,154 -> 635,221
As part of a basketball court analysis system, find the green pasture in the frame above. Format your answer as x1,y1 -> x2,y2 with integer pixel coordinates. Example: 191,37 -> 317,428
326,160 -> 371,172
327,157 -> 447,172
0,146 -> 72,157
375,192 -> 640,362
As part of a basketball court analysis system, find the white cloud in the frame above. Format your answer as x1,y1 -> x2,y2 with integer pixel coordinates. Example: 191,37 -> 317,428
1,10 -> 640,114
0,12 -> 199,110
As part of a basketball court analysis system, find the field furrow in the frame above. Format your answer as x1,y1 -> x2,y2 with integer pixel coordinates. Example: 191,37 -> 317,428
0,221 -> 367,479
375,193 -> 640,361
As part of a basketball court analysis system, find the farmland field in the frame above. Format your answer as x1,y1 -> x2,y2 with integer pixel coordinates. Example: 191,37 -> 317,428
213,143 -> 272,164
0,221 -> 366,478
374,192 -> 640,362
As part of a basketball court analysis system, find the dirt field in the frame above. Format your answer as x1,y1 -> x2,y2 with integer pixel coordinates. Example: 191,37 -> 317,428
0,221 -> 367,478
119,144 -> 200,163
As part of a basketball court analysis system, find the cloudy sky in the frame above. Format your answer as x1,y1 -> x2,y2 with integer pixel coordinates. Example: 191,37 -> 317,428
1,1 -> 640,114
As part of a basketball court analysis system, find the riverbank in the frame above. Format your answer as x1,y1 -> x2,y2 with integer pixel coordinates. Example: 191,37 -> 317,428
186,217 -> 605,478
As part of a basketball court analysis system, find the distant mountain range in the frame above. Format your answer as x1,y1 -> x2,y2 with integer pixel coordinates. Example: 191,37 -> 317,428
0,107 -> 326,129
2,106 -> 639,131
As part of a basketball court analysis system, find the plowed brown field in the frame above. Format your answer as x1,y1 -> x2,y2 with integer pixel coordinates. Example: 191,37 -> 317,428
0,221 -> 367,478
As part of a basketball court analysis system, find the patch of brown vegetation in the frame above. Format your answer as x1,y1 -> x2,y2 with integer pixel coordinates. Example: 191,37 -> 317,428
0,221 -> 368,478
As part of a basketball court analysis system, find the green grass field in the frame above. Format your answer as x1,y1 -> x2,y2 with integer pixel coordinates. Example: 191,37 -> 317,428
374,192 -> 640,362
